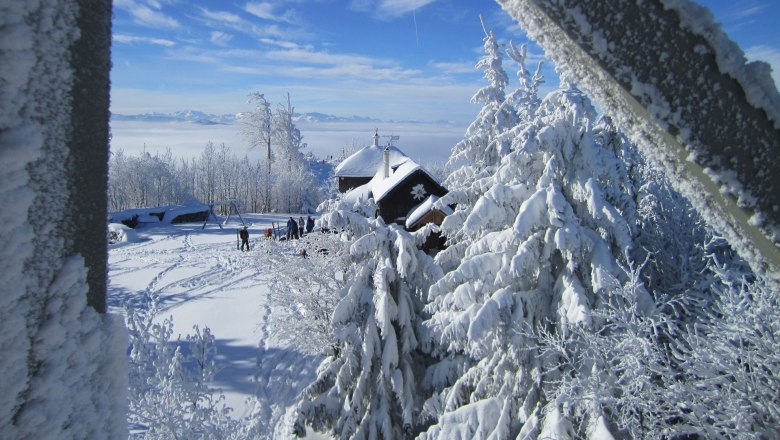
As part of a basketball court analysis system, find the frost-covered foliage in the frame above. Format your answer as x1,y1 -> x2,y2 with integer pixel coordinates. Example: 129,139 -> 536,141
293,210 -> 442,439
267,232 -> 351,355
125,297 -> 241,439
534,262 -> 680,439
533,245 -> 780,439
1,1 -> 126,437
668,252 -> 780,438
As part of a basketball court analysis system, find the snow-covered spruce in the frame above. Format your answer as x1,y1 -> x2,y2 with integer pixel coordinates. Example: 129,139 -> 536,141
437,25 -> 543,276
293,210 -> 442,439
419,85 -> 651,439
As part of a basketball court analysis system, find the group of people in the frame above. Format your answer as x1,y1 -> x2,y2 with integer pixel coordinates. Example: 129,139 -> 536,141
287,215 -> 315,240
237,215 -> 316,251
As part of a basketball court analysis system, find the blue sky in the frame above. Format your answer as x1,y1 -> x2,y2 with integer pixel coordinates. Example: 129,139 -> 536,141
111,0 -> 780,125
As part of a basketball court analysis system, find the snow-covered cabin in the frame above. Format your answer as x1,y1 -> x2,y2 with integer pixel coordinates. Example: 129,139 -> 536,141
341,136 -> 449,232
334,131 -> 409,193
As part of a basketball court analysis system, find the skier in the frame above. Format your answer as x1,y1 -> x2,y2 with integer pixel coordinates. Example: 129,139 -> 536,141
306,216 -> 315,234
239,226 -> 249,251
298,216 -> 305,237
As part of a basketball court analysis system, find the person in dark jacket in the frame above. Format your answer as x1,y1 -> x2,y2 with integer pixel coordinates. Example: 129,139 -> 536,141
306,216 -> 315,233
239,226 -> 250,251
298,216 -> 305,237
288,217 -> 299,240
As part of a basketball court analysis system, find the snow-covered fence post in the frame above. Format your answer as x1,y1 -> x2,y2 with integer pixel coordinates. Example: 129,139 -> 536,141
0,0 -> 126,437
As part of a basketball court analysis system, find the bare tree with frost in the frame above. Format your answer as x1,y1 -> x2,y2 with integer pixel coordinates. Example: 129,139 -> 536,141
125,297 -> 241,439
242,93 -> 273,212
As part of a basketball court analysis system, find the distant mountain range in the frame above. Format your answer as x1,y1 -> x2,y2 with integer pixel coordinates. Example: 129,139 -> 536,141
111,109 -> 452,125
111,110 -> 382,125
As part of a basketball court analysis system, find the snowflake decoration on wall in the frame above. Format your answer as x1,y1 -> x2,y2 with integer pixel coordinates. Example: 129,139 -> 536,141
411,183 -> 427,200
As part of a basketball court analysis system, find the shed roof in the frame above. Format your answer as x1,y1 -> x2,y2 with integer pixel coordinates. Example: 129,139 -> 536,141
405,195 -> 453,229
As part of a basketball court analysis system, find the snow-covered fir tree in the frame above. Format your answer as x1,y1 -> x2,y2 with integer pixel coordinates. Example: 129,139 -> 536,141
419,82 -> 652,438
293,209 -> 442,439
438,26 -> 543,276
445,19 -> 512,194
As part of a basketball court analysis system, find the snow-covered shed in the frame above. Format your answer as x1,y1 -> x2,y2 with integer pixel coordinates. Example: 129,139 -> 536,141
342,147 -> 448,229
406,195 -> 453,251
334,131 -> 409,193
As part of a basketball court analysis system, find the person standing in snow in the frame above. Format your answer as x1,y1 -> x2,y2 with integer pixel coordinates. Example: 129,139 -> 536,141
306,216 -> 315,234
288,217 -> 299,240
299,216 -> 305,237
239,226 -> 250,251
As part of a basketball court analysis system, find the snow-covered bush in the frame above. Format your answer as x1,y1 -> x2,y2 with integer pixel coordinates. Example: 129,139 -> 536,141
108,223 -> 140,245
125,297 -> 240,439
266,232 -> 351,355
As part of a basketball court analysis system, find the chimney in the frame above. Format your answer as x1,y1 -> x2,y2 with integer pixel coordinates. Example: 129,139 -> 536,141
383,147 -> 390,179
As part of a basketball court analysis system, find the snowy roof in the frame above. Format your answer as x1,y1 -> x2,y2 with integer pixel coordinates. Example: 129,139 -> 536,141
405,195 -> 453,229
372,160 -> 437,203
334,145 -> 409,177
341,159 -> 441,205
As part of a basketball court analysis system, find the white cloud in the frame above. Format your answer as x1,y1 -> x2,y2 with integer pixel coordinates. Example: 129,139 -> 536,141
114,0 -> 180,29
244,2 -> 298,24
259,38 -> 309,50
210,31 -> 233,47
113,34 -> 176,47
378,0 -> 436,16
200,8 -> 243,25
350,0 -> 437,18
430,61 -> 476,74
726,4 -> 766,21
265,48 -> 393,67
745,45 -> 780,90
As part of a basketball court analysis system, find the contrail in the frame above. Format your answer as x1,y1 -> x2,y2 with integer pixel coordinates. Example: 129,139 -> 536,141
413,9 -> 419,48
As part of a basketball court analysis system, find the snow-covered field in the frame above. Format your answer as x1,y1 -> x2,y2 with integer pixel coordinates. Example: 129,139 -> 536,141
108,214 -> 321,424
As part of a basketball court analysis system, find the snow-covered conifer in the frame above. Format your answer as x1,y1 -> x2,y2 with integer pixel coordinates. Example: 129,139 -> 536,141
446,19 -> 512,187
420,85 -> 649,438
293,212 -> 442,439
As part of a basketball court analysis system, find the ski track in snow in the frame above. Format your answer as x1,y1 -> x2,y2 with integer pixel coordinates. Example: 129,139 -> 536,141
108,214 -> 322,426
